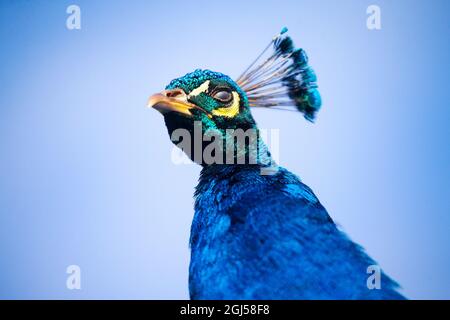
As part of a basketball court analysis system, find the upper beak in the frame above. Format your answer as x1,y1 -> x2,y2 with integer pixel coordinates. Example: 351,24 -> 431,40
147,89 -> 195,117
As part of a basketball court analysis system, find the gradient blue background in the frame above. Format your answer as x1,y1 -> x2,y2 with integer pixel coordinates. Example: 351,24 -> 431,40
0,0 -> 449,299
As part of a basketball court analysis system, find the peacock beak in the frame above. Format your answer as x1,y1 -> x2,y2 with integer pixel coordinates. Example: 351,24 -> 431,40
147,89 -> 195,117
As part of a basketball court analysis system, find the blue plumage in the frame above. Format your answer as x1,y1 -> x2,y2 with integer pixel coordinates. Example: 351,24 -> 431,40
148,29 -> 406,299
189,165 -> 405,299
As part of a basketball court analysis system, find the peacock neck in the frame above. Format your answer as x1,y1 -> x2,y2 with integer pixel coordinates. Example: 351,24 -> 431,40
199,128 -> 275,168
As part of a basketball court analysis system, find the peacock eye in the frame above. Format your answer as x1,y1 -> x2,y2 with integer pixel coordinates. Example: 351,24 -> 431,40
212,89 -> 233,103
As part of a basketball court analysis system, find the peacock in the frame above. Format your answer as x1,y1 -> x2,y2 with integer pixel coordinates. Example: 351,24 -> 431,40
147,28 -> 405,300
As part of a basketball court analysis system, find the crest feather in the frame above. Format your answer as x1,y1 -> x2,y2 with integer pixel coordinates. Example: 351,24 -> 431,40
236,28 -> 322,122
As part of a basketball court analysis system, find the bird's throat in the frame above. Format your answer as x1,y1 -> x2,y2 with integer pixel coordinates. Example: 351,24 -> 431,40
167,119 -> 274,167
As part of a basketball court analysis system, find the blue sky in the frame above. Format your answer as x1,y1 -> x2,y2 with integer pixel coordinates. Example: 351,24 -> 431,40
0,0 -> 449,299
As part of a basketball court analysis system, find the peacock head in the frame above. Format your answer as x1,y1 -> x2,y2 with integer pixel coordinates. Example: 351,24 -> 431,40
147,28 -> 322,166
148,69 -> 257,139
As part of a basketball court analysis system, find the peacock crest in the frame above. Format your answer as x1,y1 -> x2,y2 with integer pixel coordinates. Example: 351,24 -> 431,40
236,27 -> 322,122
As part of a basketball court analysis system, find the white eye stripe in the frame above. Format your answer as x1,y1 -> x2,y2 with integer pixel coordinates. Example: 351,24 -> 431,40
188,80 -> 210,97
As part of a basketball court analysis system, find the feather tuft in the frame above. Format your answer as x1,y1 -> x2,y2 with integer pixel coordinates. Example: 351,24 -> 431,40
236,28 -> 322,122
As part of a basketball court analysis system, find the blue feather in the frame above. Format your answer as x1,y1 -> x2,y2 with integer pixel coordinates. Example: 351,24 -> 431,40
189,165 -> 405,299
